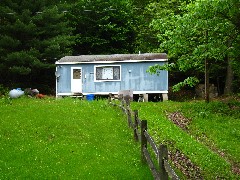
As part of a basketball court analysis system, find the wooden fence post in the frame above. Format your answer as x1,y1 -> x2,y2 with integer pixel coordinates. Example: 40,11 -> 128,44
159,144 -> 168,180
120,95 -> 125,112
141,120 -> 147,163
134,110 -> 139,141
127,108 -> 132,128
125,95 -> 130,107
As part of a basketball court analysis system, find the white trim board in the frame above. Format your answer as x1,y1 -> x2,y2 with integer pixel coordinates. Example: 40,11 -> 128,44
56,91 -> 168,97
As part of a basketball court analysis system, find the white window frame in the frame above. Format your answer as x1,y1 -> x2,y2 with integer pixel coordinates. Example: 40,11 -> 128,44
94,65 -> 121,82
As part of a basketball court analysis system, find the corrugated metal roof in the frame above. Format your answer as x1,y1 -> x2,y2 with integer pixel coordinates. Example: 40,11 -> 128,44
56,53 -> 167,63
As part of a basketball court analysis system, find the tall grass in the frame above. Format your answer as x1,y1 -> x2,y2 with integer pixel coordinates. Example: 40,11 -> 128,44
0,97 -> 152,179
131,100 -> 240,179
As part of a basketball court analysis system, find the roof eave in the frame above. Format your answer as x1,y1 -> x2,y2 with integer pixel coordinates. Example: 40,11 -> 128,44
55,58 -> 168,64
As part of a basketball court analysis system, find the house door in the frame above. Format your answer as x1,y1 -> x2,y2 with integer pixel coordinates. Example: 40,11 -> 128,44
71,67 -> 82,93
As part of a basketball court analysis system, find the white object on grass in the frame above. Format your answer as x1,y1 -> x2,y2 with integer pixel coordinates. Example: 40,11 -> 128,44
9,89 -> 24,98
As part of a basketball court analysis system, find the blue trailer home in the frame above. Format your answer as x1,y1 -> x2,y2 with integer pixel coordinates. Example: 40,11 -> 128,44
55,53 -> 168,101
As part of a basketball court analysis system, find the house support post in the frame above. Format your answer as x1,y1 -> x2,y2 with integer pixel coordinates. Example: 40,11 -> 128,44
162,93 -> 168,101
143,94 -> 148,102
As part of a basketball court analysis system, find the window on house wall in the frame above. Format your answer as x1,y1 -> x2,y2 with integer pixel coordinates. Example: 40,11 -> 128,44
95,65 -> 121,81
73,69 -> 81,79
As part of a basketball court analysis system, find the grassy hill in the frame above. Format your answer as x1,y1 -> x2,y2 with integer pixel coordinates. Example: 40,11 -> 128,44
0,97 -> 152,179
1,96 -> 239,179
131,98 -> 240,179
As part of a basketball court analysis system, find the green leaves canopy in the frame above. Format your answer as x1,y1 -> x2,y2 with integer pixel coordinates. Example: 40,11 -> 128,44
1,0 -> 240,95
149,0 -> 240,93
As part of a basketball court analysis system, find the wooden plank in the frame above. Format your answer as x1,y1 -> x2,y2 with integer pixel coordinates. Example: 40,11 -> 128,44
118,94 -> 123,100
144,131 -> 159,157
135,129 -> 141,141
141,120 -> 147,163
133,110 -> 139,141
121,107 -> 127,114
118,90 -> 132,107
143,147 -> 160,180
159,145 -> 168,180
127,106 -> 133,115
164,159 -> 180,180
136,117 -> 141,127
127,109 -> 133,128
109,94 -> 180,180
118,89 -> 133,100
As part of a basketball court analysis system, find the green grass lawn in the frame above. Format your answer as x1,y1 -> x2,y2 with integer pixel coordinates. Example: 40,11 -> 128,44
0,97 -> 152,179
131,99 -> 240,179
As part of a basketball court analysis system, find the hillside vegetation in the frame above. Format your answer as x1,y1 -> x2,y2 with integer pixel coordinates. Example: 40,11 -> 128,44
131,98 -> 240,179
0,98 -> 152,179
1,96 -> 239,179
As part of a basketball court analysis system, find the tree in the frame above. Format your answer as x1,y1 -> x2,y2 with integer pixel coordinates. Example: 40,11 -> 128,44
134,0 -> 194,53
148,0 -> 240,98
67,0 -> 136,55
212,0 -> 240,94
0,0 -> 75,92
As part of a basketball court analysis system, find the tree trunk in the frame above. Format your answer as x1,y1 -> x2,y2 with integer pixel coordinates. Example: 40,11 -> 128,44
224,55 -> 233,95
205,30 -> 210,103
205,58 -> 210,103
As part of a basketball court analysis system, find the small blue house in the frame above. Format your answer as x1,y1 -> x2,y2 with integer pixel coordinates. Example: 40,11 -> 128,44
55,53 -> 168,100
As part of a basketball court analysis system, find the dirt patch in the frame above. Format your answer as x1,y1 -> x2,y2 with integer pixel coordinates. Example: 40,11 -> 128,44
232,165 -> 240,175
167,111 -> 191,131
169,149 -> 203,179
166,112 -> 203,178
167,111 -> 240,177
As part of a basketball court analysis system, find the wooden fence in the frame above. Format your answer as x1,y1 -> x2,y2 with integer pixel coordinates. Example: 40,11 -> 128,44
108,93 -> 179,180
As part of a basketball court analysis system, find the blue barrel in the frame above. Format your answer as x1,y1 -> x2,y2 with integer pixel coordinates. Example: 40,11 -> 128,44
86,94 -> 94,101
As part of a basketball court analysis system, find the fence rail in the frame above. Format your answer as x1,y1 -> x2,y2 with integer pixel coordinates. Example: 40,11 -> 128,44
109,93 -> 180,180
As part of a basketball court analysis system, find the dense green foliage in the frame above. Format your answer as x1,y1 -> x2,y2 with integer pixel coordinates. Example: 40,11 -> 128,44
0,98 -> 152,179
67,0 -> 136,55
0,0 -> 240,95
131,99 -> 240,179
0,0 -> 75,92
148,0 -> 240,94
